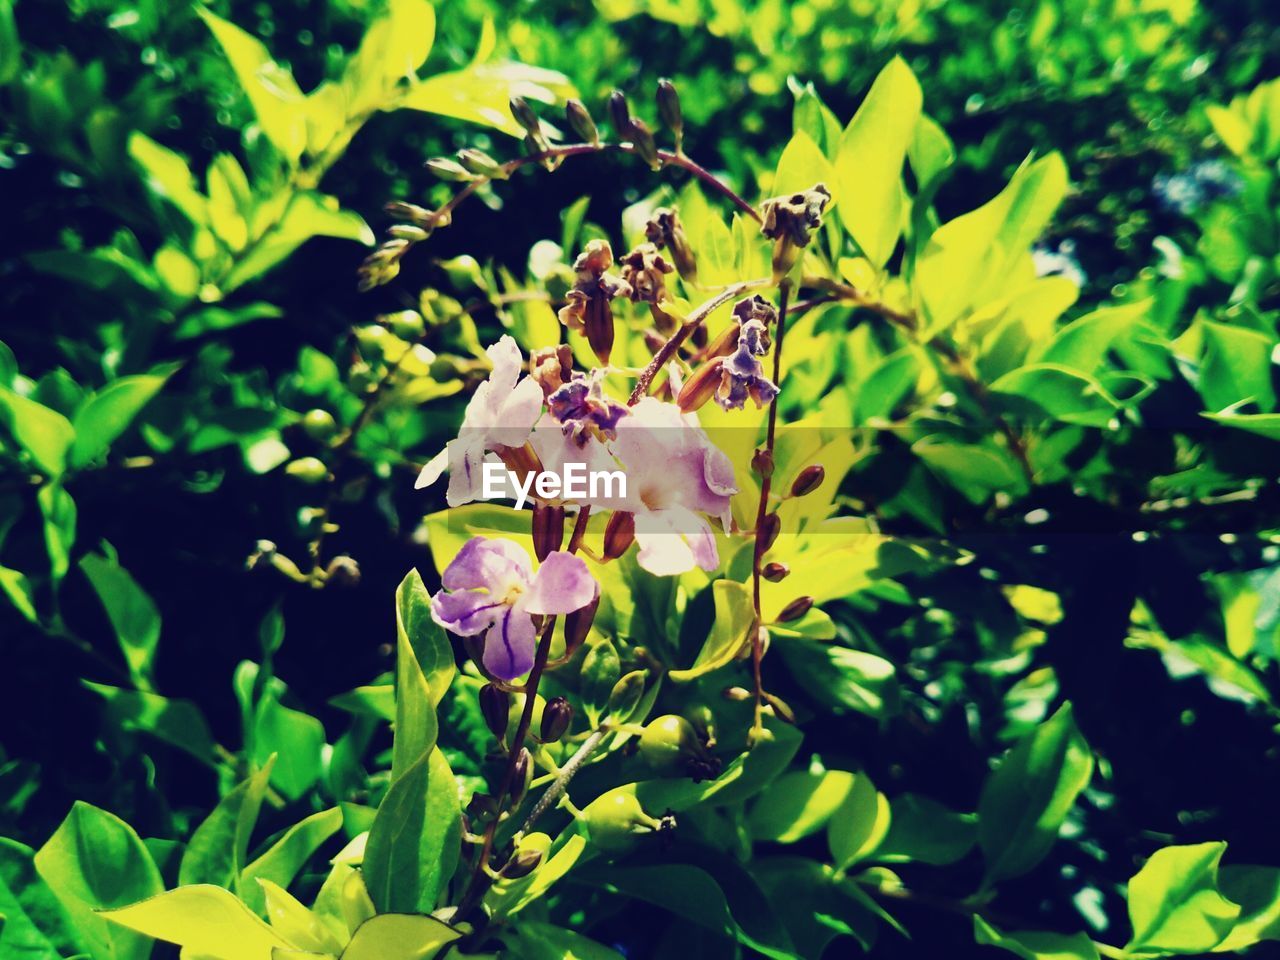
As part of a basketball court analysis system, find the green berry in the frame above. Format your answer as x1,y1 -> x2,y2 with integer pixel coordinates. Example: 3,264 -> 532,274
302,409 -> 337,441
285,457 -> 328,484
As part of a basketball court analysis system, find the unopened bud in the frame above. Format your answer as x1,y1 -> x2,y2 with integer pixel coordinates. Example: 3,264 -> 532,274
387,224 -> 429,242
384,200 -> 433,225
757,512 -> 781,553
501,849 -> 543,879
790,464 -> 825,498
752,448 -> 774,478
583,296 -> 615,365
456,148 -> 505,179
563,592 -> 599,657
606,670 -> 646,720
628,117 -> 660,169
466,793 -> 499,823
509,96 -> 542,137
479,683 -> 510,739
723,686 -> 752,701
677,358 -> 724,413
425,157 -> 474,181
763,690 -> 797,725
325,555 -> 361,588
510,748 -> 533,805
285,457 -> 329,484
776,596 -> 815,622
603,510 -> 636,560
608,90 -> 632,137
656,78 -> 683,150
540,696 -> 573,743
532,503 -> 566,561
705,322 -> 742,360
522,132 -> 552,168
762,561 -> 789,582
565,99 -> 600,146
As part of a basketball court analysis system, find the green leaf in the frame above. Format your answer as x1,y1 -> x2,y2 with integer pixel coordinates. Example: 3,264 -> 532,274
974,916 -> 1100,960
343,0 -> 436,114
397,62 -> 573,138
1197,320 -> 1277,413
1203,411 -> 1280,441
670,580 -> 754,681
257,879 -> 344,955
1032,300 -> 1150,375
583,863 -> 795,960
196,6 -> 305,163
486,834 -> 587,919
778,641 -> 900,718
340,914 -> 461,960
241,808 -> 344,914
0,0 -> 19,85
83,682 -> 215,764
363,748 -> 460,915
79,553 -> 160,688
252,695 -> 326,801
876,794 -> 977,866
0,389 -> 74,476
179,761 -> 275,891
835,57 -> 923,267
0,838 -> 88,960
33,802 -> 163,960
38,483 -> 76,585
908,113 -> 955,193
0,566 -> 37,624
991,363 -> 1119,427
915,154 -> 1068,335
128,134 -> 209,225
773,131 -> 834,200
978,703 -> 1093,887
827,772 -> 890,869
1125,842 -> 1241,955
504,922 -> 625,960
70,371 -> 175,467
1216,865 -> 1280,952
747,770 -> 855,843
99,885 -> 291,960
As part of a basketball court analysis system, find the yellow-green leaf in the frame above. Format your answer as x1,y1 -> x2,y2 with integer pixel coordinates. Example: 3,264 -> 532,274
99,885 -> 292,960
669,580 -> 754,681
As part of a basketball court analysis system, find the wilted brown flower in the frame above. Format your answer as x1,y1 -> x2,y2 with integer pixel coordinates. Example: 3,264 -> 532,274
619,243 -> 674,303
644,207 -> 698,283
558,240 -> 632,364
529,344 -> 574,397
760,183 -> 831,279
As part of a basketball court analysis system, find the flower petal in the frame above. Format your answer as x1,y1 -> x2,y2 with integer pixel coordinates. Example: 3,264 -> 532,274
523,552 -> 598,615
488,376 -> 545,448
415,446 -> 449,490
441,536 -> 533,592
483,607 -> 538,681
430,590 -> 505,636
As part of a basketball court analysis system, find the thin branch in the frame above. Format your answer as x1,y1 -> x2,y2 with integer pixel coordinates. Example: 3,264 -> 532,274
516,726 -> 608,837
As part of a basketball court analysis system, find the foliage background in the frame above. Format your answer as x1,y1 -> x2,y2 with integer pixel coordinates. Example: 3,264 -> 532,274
4,0 -> 1280,957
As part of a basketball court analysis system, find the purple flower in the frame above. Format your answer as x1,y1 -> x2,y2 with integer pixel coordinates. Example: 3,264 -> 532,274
610,399 -> 737,576
547,370 -> 628,445
416,336 -> 544,506
430,537 -> 597,680
716,316 -> 779,410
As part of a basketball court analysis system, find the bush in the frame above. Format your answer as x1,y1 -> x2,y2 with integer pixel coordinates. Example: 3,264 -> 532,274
3,1 -> 1280,958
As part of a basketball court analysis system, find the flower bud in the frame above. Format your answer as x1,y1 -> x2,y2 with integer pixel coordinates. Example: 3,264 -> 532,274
776,596 -> 815,622
752,448 -> 774,478
456,147 -> 505,179
603,510 -> 636,560
325,555 -> 361,588
285,457 -> 328,484
387,224 -> 429,242
628,117 -> 660,169
703,322 -> 742,360
608,90 -> 631,137
522,132 -> 552,167
677,358 -> 725,413
563,592 -> 599,658
790,464 -> 825,498
762,561 -> 789,582
584,295 -> 615,365
565,99 -> 600,146
757,512 -> 781,553
466,792 -> 499,823
425,157 -> 474,181
763,690 -> 797,725
532,503 -> 566,561
540,696 -> 573,743
656,78 -> 683,150
644,208 -> 697,284
501,848 -> 543,879
509,96 -> 542,138
606,670 -> 646,720
479,683 -> 510,739
510,747 -> 533,805
384,200 -> 434,225
722,686 -> 752,701
386,309 -> 426,340
302,409 -> 337,441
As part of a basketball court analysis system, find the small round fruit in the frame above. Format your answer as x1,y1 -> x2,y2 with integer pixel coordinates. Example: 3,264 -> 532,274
285,457 -> 328,484
638,714 -> 700,770
583,791 -> 662,853
302,409 -> 337,441
387,309 -> 426,339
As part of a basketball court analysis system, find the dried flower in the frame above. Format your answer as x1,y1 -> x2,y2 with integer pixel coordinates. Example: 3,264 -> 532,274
619,242 -> 674,303
558,240 -> 632,364
644,207 -> 698,283
760,183 -> 831,279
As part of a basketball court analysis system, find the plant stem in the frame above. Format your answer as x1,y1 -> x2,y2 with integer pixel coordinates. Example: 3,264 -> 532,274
627,279 -> 768,404
516,726 -> 608,837
748,279 -> 791,737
